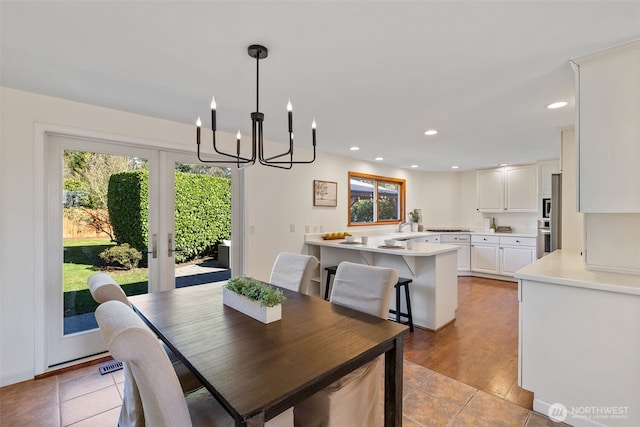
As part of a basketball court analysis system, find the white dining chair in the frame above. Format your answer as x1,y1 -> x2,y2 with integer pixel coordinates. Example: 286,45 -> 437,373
88,272 -> 202,426
269,252 -> 319,294
293,261 -> 398,427
95,300 -> 293,427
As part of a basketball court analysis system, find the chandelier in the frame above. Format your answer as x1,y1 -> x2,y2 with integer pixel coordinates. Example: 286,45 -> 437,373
196,44 -> 317,169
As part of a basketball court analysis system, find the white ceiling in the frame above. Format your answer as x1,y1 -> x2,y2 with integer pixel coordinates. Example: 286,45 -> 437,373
2,1 -> 639,171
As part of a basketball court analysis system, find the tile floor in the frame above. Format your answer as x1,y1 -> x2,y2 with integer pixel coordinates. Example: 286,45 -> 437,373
0,358 -> 562,426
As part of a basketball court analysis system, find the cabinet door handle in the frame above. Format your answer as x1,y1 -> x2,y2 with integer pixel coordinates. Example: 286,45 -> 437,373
516,240 -> 520,243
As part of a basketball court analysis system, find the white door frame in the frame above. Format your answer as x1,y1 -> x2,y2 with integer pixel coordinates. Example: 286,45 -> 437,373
34,123 -> 246,374
44,134 -> 160,366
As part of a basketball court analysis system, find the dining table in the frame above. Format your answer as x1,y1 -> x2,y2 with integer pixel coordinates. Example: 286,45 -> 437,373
129,282 -> 409,427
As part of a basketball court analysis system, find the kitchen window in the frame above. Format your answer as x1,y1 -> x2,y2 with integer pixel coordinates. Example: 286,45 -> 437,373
348,171 -> 405,226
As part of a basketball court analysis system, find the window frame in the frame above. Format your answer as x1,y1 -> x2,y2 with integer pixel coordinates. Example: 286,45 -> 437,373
347,171 -> 406,227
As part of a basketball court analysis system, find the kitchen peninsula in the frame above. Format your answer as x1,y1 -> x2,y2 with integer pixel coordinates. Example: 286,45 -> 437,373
305,235 -> 459,331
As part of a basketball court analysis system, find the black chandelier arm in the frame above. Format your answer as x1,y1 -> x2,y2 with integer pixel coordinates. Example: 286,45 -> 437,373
260,140 -> 293,163
260,145 -> 317,165
195,43 -> 317,169
211,128 -> 256,164
196,143 -> 256,165
197,128 -> 256,165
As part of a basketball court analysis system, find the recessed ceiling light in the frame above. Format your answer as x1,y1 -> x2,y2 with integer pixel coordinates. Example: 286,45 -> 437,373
350,146 -> 360,151
546,101 -> 568,109
410,164 -> 418,168
499,163 -> 508,166
451,165 -> 459,169
424,129 -> 438,136
375,157 -> 383,161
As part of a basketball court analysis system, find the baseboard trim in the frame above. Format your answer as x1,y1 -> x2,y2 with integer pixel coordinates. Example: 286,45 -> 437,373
36,354 -> 113,380
533,398 -> 611,427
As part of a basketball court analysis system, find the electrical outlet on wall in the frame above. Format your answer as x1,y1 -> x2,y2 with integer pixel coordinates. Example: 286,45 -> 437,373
305,225 -> 310,233
290,224 -> 296,232
249,225 -> 255,234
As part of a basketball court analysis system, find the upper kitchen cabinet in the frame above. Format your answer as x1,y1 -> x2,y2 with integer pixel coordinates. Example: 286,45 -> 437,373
537,159 -> 560,197
476,168 -> 503,212
572,39 -> 640,213
477,164 -> 538,213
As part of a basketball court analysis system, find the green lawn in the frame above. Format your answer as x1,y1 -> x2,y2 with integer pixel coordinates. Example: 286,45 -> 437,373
64,238 -> 148,317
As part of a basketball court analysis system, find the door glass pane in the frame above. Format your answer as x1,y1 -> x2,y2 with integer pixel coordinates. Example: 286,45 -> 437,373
173,162 -> 231,288
350,177 -> 375,223
63,150 -> 149,335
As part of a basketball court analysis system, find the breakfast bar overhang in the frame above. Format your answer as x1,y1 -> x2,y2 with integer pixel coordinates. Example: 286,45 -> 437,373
305,236 -> 459,331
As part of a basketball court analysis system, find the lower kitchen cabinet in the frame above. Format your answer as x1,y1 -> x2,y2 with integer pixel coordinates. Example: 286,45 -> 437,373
499,237 -> 536,275
470,235 -> 500,273
471,234 -> 536,278
441,234 -> 470,271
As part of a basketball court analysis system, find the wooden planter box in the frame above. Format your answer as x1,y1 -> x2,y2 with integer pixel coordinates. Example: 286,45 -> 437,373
222,287 -> 282,324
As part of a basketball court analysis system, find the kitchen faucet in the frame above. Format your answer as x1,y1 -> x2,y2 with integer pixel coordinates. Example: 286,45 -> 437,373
397,221 -> 410,232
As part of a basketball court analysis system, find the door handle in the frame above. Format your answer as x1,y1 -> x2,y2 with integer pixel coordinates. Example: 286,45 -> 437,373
143,234 -> 158,259
168,233 -> 182,257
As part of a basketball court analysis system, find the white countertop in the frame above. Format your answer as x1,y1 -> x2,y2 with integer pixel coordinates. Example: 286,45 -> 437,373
305,235 -> 459,257
306,230 -> 537,241
515,250 -> 640,296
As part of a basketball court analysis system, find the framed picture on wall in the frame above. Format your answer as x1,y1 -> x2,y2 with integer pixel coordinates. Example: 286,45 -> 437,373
313,180 -> 337,207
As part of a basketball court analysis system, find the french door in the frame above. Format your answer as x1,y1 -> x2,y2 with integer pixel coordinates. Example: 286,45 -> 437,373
44,135 -> 215,367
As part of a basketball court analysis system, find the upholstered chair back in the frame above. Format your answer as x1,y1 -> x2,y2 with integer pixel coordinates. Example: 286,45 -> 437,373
96,301 -> 194,427
294,261 -> 398,426
88,272 -> 132,307
269,252 -> 319,294
329,262 -> 398,319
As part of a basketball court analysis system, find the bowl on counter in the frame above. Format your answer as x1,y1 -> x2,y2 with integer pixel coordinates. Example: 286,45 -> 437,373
383,239 -> 397,247
345,235 -> 355,243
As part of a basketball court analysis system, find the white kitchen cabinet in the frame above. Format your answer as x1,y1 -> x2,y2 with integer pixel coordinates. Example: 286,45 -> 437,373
441,234 -> 470,271
499,236 -> 536,275
471,234 -> 536,277
477,164 -> 537,213
537,159 -> 560,196
476,168 -> 503,212
416,235 -> 440,244
504,164 -> 538,212
470,235 -> 500,273
572,39 -> 640,213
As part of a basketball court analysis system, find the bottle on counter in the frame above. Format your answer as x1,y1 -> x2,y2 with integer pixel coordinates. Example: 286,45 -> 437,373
490,217 -> 497,233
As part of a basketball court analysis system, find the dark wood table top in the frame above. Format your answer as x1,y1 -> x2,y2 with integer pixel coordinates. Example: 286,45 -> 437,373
130,282 -> 408,426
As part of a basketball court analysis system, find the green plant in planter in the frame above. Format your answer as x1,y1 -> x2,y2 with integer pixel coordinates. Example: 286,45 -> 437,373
409,209 -> 421,223
225,276 -> 286,308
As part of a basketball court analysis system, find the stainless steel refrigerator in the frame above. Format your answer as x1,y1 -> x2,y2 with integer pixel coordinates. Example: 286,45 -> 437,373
551,173 -> 562,251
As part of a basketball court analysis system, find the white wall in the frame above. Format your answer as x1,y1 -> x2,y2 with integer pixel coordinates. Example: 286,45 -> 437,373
243,154 -> 430,281
1,87 -> 475,385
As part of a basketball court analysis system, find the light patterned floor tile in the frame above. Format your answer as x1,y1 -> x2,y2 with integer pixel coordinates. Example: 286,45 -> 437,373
418,372 -> 477,407
403,387 -> 463,427
60,385 -> 121,426
450,390 -> 530,427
